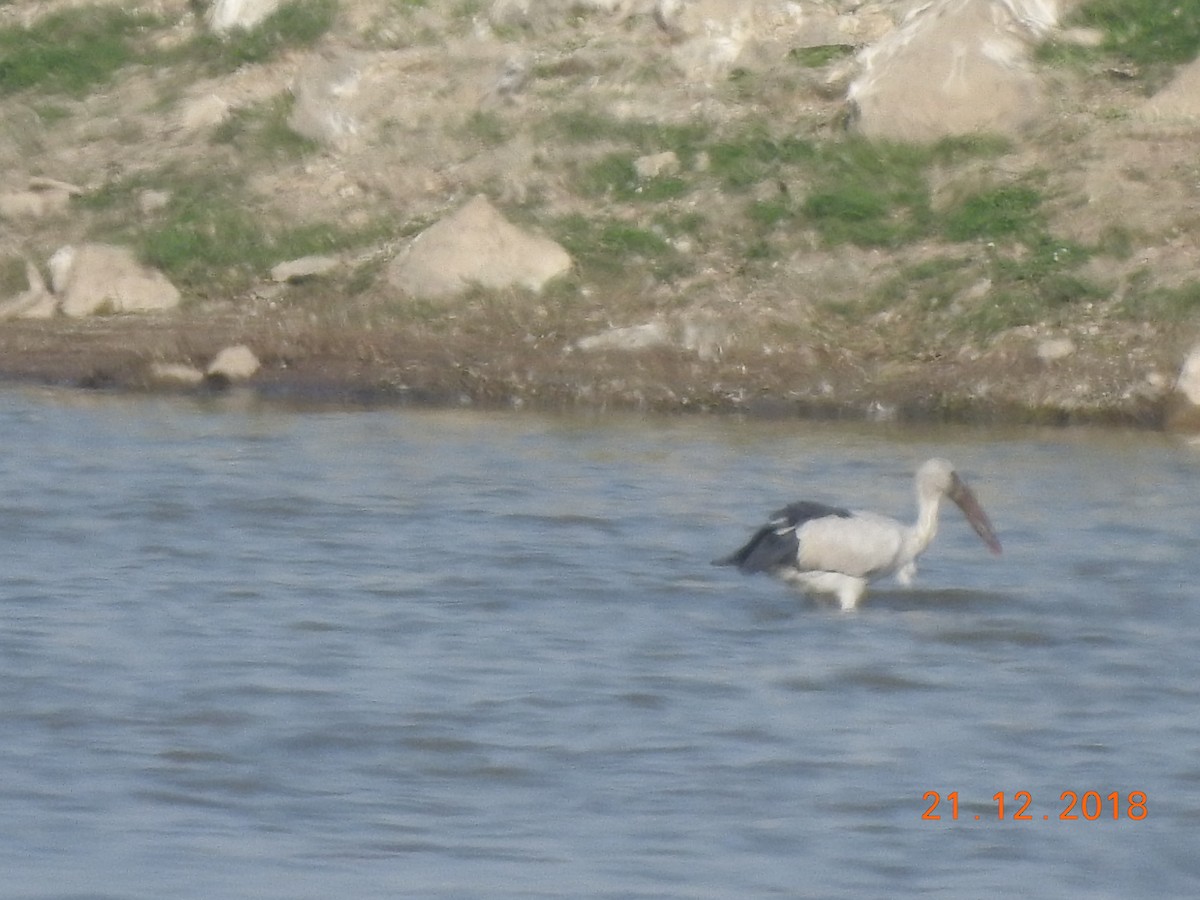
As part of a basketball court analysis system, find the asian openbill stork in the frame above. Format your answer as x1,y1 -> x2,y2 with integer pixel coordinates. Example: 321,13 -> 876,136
713,458 -> 1002,610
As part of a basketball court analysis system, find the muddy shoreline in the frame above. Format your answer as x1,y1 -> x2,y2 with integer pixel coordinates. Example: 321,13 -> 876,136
0,313 -> 1175,428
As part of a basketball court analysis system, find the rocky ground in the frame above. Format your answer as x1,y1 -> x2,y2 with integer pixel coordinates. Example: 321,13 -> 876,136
3,0 -> 1200,426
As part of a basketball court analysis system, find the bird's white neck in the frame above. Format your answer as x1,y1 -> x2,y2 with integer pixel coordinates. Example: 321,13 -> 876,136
908,490 -> 943,557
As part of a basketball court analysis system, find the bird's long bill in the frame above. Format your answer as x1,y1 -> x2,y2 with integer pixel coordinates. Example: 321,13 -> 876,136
948,476 -> 1003,555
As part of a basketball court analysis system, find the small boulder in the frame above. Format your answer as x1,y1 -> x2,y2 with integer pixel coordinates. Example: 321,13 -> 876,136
207,345 -> 261,381
288,51 -> 370,150
575,314 -> 726,359
1037,337 -> 1076,364
388,195 -> 572,301
656,0 -> 761,80
138,190 -> 172,216
634,151 -> 681,180
271,254 -> 340,283
1167,344 -> 1200,431
53,244 -> 181,317
177,94 -> 231,132
848,0 -> 1056,141
149,363 -> 206,386
1174,345 -> 1200,401
577,321 -> 672,353
207,0 -> 283,33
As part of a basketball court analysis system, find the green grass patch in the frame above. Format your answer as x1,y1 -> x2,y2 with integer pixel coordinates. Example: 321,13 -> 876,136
1119,273 -> 1200,320
799,139 -> 933,246
952,240 -> 1106,338
575,153 -> 689,202
80,168 -> 393,298
929,133 -> 1015,162
747,197 -> 796,229
870,256 -> 976,310
540,110 -> 708,158
941,185 -> 1045,242
30,102 -> 73,124
787,45 -> 856,68
211,95 -> 319,161
553,213 -> 688,282
957,289 -> 1047,337
179,0 -> 337,74
0,5 -> 160,97
864,241 -> 1110,342
1038,0 -> 1200,91
0,0 -> 338,98
1070,0 -> 1200,67
461,110 -> 513,147
546,109 -> 1111,326
138,181 -> 282,293
706,132 -> 815,189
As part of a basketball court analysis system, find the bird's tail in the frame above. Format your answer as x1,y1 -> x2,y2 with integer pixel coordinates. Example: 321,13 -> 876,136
713,524 -> 799,573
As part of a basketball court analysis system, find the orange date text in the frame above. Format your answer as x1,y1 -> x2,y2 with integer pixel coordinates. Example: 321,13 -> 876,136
922,790 -> 1147,822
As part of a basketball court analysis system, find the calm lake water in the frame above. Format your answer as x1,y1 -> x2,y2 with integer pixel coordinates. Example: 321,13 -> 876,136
1,388 -> 1198,899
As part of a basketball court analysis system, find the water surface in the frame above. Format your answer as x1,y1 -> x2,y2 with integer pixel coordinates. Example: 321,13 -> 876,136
1,389 -> 1197,898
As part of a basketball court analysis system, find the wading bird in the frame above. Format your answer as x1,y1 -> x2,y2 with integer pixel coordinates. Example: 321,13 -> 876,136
713,458 -> 1001,610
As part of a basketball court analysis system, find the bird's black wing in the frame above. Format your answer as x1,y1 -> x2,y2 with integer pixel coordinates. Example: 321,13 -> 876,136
713,501 -> 852,573
769,501 -> 853,527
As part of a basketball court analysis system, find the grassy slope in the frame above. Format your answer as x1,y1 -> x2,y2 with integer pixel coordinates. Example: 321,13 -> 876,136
0,0 -> 1198,421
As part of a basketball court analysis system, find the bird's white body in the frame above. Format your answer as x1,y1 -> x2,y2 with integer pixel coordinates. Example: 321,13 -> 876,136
715,458 -> 1001,610
775,506 -> 940,609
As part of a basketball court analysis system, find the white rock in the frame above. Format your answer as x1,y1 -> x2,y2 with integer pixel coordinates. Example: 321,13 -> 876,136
577,321 -> 672,352
848,0 -> 1057,141
288,52 -> 368,150
139,190 -> 172,216
491,0 -> 638,29
388,195 -> 572,300
634,151 -> 681,179
207,345 -> 261,381
178,94 -> 231,132
207,0 -> 283,33
575,316 -> 727,357
658,0 -> 758,80
1174,344 -> 1200,406
271,255 -> 340,282
54,243 -> 181,317
149,363 -> 206,386
1037,337 -> 1076,363
49,245 -> 76,294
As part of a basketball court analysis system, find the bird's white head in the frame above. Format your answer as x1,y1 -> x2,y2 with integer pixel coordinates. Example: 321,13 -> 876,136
916,457 -> 956,497
917,457 -> 1002,555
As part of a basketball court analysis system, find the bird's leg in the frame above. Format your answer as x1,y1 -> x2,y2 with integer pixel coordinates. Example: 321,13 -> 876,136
836,577 -> 867,611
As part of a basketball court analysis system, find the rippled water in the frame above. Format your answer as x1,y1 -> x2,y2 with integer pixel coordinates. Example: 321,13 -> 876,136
1,388 -> 1198,898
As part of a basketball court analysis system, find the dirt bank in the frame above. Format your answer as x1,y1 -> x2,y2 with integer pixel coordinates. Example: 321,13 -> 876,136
0,299 -> 1175,426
